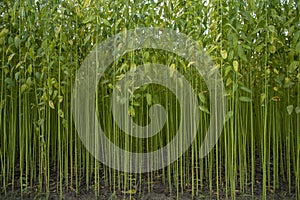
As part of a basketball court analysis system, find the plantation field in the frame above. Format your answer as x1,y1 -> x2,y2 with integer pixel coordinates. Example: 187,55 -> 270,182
0,0 -> 299,199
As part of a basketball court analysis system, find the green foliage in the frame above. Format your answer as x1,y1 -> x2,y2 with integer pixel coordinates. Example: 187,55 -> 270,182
0,0 -> 299,199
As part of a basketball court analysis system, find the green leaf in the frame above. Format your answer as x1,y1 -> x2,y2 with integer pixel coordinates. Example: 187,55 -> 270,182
225,111 -> 234,122
58,96 -> 63,103
228,50 -> 234,60
35,72 -> 42,80
52,90 -> 58,100
5,77 -> 15,87
132,102 -> 140,107
255,44 -> 264,53
128,106 -> 135,117
206,45 -> 217,54
21,84 -> 27,93
232,34 -> 238,49
288,61 -> 299,73
295,106 -> 300,114
226,23 -> 238,35
198,92 -> 206,104
0,28 -> 9,38
49,100 -> 55,109
221,50 -> 227,59
14,36 -> 20,47
26,64 -> 32,74
260,93 -> 267,104
199,105 -> 210,114
8,53 -> 15,62
152,94 -> 159,104
54,26 -> 61,38
224,65 -> 231,77
84,34 -> 91,45
83,0 -> 91,7
237,45 -> 248,62
146,93 -> 152,105
240,86 -> 252,94
293,30 -> 300,43
295,42 -> 300,54
233,83 -> 238,93
102,18 -> 111,26
15,72 -> 20,81
269,45 -> 276,53
268,25 -> 276,33
26,77 -> 32,87
58,109 -> 64,118
239,96 -> 252,102
283,77 -> 294,88
251,28 -> 263,35
226,77 -> 233,86
287,105 -> 293,115
233,61 -> 239,72
83,15 -> 96,24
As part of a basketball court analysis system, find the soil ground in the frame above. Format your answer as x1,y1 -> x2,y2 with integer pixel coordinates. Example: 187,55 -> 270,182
0,156 -> 297,199
0,174 -> 297,200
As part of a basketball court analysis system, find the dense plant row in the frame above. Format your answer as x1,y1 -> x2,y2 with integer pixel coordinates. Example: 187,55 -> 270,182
0,0 -> 299,199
